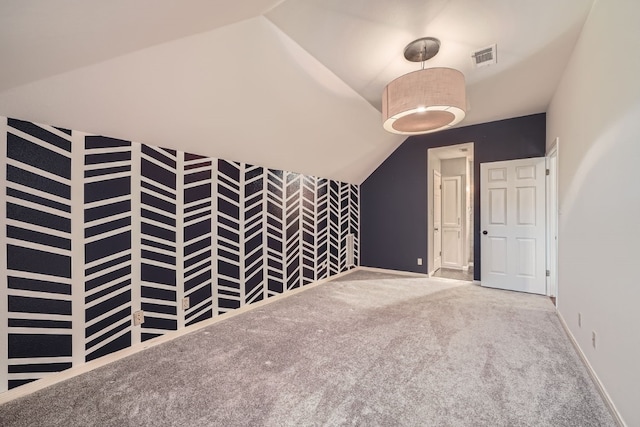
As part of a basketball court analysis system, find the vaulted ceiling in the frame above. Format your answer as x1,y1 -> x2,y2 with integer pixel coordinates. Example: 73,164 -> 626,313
0,0 -> 593,184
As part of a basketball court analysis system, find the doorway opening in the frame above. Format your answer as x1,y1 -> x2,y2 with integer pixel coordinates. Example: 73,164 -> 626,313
427,143 -> 474,282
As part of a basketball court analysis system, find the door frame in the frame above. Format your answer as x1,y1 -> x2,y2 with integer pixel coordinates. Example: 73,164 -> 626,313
427,143 -> 474,277
433,170 -> 442,273
546,138 -> 559,299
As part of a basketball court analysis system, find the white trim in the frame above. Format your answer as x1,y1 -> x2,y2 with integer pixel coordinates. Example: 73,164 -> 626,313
557,312 -> 626,426
176,152 -> 185,329
430,167 -> 441,275
262,167 -> 269,299
356,184 -> 361,268
0,116 -> 8,393
357,266 -> 430,278
547,137 -> 559,158
130,142 -> 142,347
298,173 -> 306,283
71,131 -> 86,368
546,137 -> 559,299
427,143 -> 475,279
239,163 -> 247,305
0,268 -> 353,405
210,157 -> 218,316
363,265 -> 467,284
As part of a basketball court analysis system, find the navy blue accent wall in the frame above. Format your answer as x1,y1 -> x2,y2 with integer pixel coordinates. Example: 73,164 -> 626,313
361,113 -> 546,280
2,116 -> 359,392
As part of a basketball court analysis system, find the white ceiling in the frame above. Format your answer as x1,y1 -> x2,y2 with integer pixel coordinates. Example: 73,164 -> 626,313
0,0 -> 594,184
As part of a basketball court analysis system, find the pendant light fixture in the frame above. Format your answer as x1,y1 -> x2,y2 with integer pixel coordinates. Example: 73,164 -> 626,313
382,37 -> 466,135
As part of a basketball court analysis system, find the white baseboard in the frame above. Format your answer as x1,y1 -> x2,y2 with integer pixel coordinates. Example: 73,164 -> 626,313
0,269 -> 354,405
359,266 -> 476,287
557,312 -> 626,426
357,266 -> 430,278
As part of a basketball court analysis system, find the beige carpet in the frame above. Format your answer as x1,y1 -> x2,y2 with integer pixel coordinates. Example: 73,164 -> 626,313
0,271 -> 616,426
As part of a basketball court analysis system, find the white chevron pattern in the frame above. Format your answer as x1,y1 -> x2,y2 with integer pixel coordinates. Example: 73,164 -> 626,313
139,145 -> 178,341
285,172 -> 302,291
0,116 -> 359,394
244,164 -> 265,305
83,135 -> 133,362
2,118 -> 74,390
182,152 -> 215,326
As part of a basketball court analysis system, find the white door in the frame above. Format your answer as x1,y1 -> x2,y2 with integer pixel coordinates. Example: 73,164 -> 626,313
433,171 -> 442,271
442,176 -> 463,268
480,158 -> 546,294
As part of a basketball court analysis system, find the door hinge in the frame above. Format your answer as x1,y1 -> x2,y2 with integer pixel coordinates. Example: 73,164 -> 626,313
546,169 -> 550,176
546,269 -> 550,277
439,251 -> 442,256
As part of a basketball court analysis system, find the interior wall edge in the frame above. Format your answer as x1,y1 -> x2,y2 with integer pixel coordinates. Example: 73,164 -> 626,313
545,0 -> 640,423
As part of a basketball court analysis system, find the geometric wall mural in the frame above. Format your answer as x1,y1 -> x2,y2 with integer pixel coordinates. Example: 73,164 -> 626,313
0,116 -> 359,393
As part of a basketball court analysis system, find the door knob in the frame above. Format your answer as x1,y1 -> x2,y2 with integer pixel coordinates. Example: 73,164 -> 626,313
482,230 -> 488,235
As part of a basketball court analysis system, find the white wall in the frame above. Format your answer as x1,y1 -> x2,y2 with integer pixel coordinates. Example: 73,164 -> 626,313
440,157 -> 466,177
546,0 -> 640,424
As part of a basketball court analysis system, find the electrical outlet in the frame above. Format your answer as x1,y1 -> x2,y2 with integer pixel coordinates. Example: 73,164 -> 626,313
133,310 -> 144,326
578,313 -> 581,327
182,297 -> 190,310
417,258 -> 423,266
592,331 -> 596,349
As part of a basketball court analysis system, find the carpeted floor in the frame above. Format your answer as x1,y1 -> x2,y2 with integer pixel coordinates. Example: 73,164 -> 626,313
431,267 -> 474,282
0,271 -> 616,426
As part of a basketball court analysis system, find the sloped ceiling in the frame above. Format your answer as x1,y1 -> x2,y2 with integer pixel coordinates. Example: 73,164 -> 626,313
0,0 -> 593,184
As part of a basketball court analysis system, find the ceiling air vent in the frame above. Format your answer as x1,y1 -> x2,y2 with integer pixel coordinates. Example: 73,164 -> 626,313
471,44 -> 497,68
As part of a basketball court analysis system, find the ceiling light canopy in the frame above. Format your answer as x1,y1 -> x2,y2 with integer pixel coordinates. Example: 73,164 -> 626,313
382,37 -> 466,135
